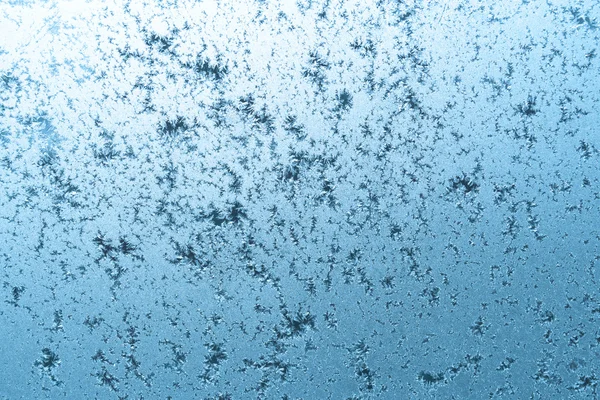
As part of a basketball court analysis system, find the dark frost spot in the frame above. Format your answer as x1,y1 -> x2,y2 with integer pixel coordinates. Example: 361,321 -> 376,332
194,58 -> 229,81
577,140 -> 595,160
335,89 -> 353,112
159,116 -> 188,140
35,348 -> 60,370
418,371 -> 445,385
515,95 -> 538,117
448,173 -> 479,195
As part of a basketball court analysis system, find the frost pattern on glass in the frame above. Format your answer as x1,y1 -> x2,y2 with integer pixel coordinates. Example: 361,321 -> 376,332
1,0 -> 599,399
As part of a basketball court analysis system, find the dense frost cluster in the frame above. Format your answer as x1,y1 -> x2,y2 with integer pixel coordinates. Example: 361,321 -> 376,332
1,0 -> 599,398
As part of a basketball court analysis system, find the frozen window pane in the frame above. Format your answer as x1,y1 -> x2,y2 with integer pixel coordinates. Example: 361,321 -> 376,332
1,1 -> 599,398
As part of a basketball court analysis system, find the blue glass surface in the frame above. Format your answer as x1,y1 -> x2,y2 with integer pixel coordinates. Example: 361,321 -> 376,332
0,1 -> 599,398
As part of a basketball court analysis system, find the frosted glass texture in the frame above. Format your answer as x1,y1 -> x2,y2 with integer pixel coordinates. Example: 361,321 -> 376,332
0,1 -> 599,399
